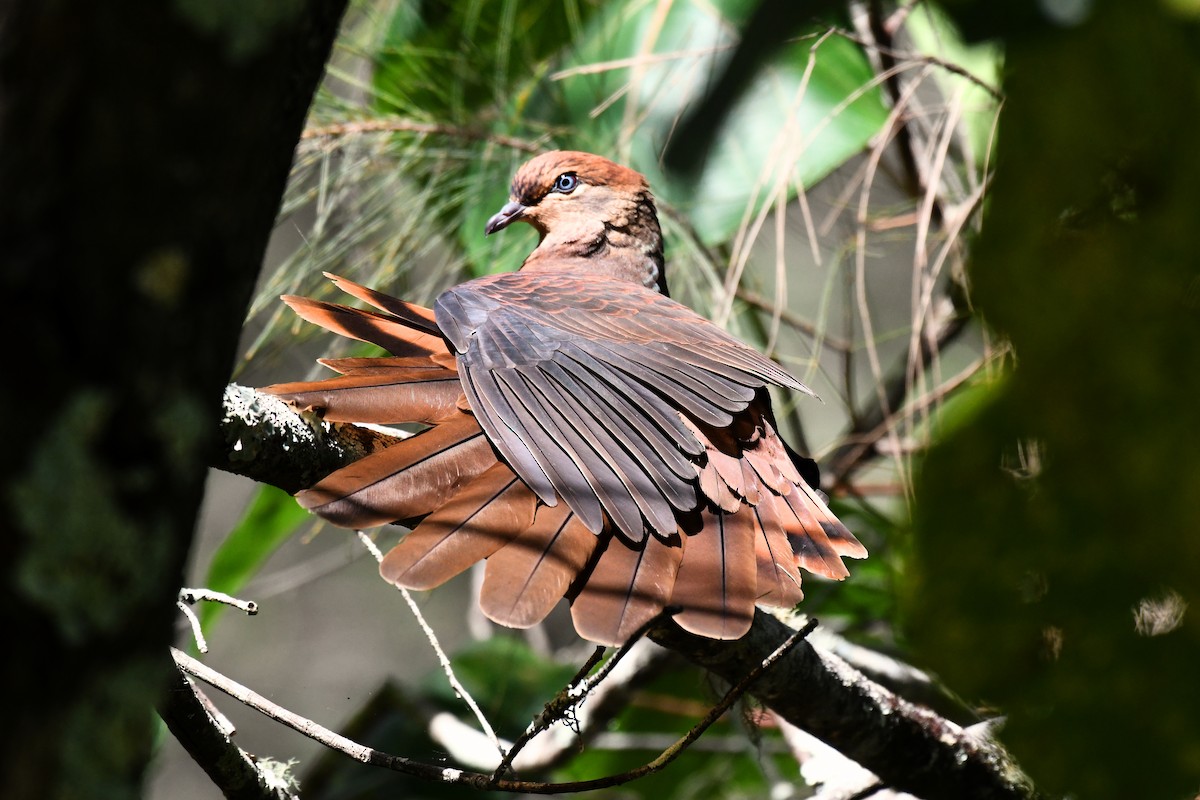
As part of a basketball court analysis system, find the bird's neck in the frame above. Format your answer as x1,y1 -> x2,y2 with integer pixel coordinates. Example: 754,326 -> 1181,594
521,192 -> 669,295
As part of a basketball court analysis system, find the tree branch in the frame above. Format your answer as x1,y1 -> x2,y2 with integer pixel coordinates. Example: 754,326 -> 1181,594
172,624 -> 812,795
215,384 -> 400,494
158,663 -> 297,800
1,3 -> 348,796
650,612 -> 1033,800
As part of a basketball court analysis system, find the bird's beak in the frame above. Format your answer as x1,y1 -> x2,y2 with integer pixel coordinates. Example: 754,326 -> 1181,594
484,201 -> 527,236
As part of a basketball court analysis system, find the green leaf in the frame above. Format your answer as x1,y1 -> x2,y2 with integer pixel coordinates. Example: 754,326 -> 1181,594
554,1 -> 890,243
198,484 -> 308,631
372,0 -> 597,120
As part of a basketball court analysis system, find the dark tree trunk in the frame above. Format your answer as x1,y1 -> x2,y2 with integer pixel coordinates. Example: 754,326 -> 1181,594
0,3 -> 347,797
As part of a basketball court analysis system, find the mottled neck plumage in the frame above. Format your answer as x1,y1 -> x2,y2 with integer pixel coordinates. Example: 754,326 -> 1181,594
520,189 -> 669,296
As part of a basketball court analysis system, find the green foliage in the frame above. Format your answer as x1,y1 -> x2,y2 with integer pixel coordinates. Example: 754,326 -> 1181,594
424,636 -> 579,725
266,0 -> 889,313
548,1 -> 889,243
908,4 -> 1200,797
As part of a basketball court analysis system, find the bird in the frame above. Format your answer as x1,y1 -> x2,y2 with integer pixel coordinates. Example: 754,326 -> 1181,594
263,151 -> 865,646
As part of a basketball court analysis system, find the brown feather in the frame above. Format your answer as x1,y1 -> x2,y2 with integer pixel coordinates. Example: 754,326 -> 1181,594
480,504 -> 598,628
265,367 -> 462,424
318,355 -> 454,375
296,411 -> 493,529
797,482 -> 868,559
323,272 -> 441,335
282,295 -> 448,357
268,153 -> 866,646
379,462 -> 537,590
569,531 -> 684,646
752,494 -> 804,607
780,483 -> 854,580
670,506 -> 758,640
698,456 -> 741,513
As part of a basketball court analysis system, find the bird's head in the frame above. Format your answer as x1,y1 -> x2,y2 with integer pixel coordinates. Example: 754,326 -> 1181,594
485,151 -> 668,294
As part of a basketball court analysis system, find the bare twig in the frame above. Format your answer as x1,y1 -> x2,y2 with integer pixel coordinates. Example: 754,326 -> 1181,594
491,606 -> 680,780
356,531 -> 505,758
171,621 -> 814,795
735,287 -> 853,353
179,588 -> 259,616
176,600 -> 208,654
301,118 -> 541,153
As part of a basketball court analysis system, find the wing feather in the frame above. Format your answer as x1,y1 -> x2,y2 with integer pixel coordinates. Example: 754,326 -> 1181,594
492,369 -> 606,531
558,345 -> 704,459
523,366 -> 676,536
586,340 -> 735,427
506,368 -> 638,534
540,360 -> 697,509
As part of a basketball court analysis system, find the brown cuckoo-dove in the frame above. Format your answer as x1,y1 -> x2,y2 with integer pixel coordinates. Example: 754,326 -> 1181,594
264,151 -> 866,646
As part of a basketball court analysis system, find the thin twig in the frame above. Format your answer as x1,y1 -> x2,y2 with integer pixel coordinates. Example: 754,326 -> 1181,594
301,118 -> 541,153
735,287 -> 853,353
491,606 -> 681,780
850,66 -> 935,496
171,619 -> 814,794
180,587 -> 259,616
177,600 -> 208,654
356,531 -> 505,758
824,301 -> 973,488
834,29 -> 1003,101
489,647 -> 606,780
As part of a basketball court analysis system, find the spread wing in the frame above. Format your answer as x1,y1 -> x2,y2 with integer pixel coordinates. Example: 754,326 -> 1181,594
434,269 -> 815,541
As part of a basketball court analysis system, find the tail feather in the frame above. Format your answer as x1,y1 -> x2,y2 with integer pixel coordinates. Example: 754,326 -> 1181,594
780,483 -> 863,580
480,504 -> 598,628
570,531 -> 684,646
797,482 -> 868,559
671,505 -> 758,640
318,355 -> 452,375
380,462 -> 536,589
297,412 -> 493,529
268,275 -> 867,646
752,494 -> 805,607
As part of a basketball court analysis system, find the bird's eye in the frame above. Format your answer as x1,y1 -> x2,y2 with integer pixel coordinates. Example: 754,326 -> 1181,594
553,173 -> 579,193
